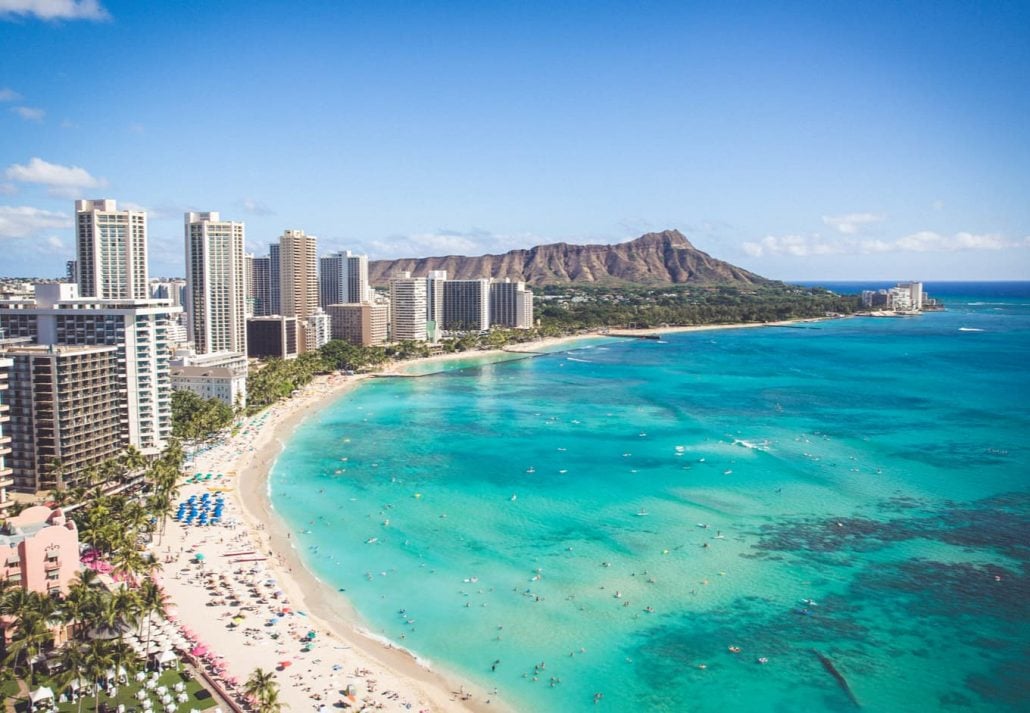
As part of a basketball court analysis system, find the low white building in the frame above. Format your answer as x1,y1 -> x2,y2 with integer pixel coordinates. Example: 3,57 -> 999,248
170,349 -> 248,409
304,310 -> 331,352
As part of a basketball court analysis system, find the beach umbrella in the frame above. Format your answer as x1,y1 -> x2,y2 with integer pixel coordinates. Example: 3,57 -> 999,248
278,661 -> 292,669
190,645 -> 208,657
136,690 -> 147,702
194,553 -> 205,562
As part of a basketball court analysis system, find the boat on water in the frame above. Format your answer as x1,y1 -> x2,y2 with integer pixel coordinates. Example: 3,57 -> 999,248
635,510 -> 649,516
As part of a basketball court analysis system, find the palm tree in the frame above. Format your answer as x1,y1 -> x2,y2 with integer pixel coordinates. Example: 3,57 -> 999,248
120,446 -> 148,481
136,577 -> 168,670
107,639 -> 140,690
82,639 -> 116,713
2,590 -> 52,685
243,668 -> 284,713
57,643 -> 89,713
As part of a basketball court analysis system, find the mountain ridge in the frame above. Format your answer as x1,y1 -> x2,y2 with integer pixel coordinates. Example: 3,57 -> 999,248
368,229 -> 770,286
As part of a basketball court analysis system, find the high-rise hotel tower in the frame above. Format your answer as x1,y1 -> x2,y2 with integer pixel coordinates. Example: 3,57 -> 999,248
75,199 -> 149,300
185,212 -> 247,354
278,229 -> 320,351
320,250 -> 370,307
389,273 -> 428,341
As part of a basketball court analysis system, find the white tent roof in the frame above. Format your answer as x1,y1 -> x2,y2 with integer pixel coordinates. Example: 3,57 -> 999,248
157,650 -> 178,663
30,687 -> 54,703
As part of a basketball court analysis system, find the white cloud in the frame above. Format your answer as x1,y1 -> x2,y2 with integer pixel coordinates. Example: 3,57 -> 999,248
11,105 -> 45,122
354,228 -> 547,260
0,87 -> 21,101
368,231 -> 482,257
45,235 -> 64,250
5,156 -> 107,197
742,231 -> 1024,258
893,231 -> 1012,252
0,0 -> 110,21
239,198 -> 274,216
0,205 -> 72,239
821,212 -> 886,235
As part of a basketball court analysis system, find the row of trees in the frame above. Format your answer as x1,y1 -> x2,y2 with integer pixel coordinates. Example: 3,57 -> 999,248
170,390 -> 235,443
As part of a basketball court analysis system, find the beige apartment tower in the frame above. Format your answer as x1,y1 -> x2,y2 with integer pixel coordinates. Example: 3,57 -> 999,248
185,212 -> 248,355
75,199 -> 149,300
326,303 -> 389,346
278,229 -> 319,352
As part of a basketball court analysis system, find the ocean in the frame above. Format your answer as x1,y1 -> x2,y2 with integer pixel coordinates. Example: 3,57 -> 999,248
269,282 -> 1030,712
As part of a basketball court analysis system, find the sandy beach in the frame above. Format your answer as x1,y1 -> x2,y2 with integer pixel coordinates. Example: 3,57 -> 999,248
149,321 -> 829,713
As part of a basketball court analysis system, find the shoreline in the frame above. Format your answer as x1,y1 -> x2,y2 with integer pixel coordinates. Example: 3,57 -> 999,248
161,317 -> 838,713
223,373 -> 514,713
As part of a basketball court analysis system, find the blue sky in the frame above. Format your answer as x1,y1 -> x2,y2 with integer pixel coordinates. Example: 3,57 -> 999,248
1,0 -> 1028,281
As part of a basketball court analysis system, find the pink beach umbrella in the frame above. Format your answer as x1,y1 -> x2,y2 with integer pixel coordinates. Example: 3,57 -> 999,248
190,645 -> 207,657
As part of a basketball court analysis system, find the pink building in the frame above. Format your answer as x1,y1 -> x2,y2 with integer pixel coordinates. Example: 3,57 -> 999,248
1,505 -> 80,597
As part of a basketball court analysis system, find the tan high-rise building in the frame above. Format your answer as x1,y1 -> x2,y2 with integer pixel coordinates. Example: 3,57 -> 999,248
278,229 -> 319,351
185,212 -> 247,355
75,199 -> 149,300
327,303 -> 389,346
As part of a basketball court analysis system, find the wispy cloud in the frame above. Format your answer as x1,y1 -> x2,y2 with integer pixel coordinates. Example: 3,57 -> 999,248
239,198 -> 275,216
0,87 -> 21,101
0,205 -> 72,239
5,156 -> 107,197
11,105 -> 45,122
0,0 -> 110,21
821,212 -> 886,235
353,228 -> 547,260
742,231 -> 1023,258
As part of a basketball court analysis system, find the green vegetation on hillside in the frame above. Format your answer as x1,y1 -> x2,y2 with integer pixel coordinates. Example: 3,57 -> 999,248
534,284 -> 860,330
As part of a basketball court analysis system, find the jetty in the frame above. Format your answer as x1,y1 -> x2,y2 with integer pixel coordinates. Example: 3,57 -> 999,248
604,333 -> 661,340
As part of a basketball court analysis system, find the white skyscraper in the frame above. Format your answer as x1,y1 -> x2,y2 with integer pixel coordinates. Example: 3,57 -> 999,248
185,212 -> 247,355
389,273 -> 428,341
75,199 -> 149,300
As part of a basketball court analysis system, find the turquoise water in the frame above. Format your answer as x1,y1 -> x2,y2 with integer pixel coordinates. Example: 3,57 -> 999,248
270,287 -> 1030,712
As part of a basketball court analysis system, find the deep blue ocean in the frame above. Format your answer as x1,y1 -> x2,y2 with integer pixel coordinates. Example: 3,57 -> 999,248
270,282 -> 1029,712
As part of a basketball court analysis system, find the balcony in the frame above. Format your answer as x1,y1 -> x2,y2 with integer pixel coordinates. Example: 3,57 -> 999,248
44,559 -> 61,571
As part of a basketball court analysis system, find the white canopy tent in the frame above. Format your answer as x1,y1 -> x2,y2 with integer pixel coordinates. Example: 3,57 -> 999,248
29,687 -> 54,708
